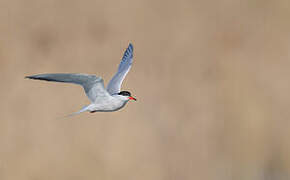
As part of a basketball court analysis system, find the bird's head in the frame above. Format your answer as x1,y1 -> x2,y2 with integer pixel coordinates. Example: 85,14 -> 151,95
118,91 -> 137,101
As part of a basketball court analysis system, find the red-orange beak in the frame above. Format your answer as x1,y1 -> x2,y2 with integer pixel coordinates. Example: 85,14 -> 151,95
129,96 -> 137,101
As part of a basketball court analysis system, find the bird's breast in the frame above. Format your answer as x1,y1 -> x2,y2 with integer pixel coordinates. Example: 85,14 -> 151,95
90,98 -> 127,112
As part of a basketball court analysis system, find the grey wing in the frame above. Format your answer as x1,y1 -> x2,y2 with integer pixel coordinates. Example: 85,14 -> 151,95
107,43 -> 133,95
26,73 -> 111,102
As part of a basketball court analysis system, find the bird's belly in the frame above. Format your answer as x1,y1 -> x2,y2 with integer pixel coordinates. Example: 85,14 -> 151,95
90,100 -> 127,112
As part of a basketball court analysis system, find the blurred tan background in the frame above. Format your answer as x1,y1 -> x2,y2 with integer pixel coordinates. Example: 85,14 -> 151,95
0,0 -> 290,179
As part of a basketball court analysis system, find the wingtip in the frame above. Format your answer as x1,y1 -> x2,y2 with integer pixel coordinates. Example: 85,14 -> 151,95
128,43 -> 133,50
121,43 -> 133,60
25,75 -> 38,80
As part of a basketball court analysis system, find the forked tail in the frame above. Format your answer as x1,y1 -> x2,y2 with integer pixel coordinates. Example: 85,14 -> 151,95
65,105 -> 90,117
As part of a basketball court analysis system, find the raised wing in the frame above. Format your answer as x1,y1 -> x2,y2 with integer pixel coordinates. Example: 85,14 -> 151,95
107,43 -> 133,95
26,73 -> 110,102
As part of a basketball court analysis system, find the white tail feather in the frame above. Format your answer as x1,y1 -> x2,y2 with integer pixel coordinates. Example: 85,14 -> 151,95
65,105 -> 89,118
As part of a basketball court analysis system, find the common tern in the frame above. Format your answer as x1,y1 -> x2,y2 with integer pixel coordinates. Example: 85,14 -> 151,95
26,43 -> 136,115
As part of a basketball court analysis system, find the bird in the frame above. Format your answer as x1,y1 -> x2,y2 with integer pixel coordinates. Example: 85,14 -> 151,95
26,43 -> 136,115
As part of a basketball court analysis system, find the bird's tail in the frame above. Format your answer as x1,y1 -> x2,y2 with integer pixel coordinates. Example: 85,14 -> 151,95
65,105 -> 90,118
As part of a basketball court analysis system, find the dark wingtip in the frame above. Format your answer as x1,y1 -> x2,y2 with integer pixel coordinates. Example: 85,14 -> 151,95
25,75 -> 34,79
25,75 -> 41,80
122,43 -> 134,60
128,43 -> 133,50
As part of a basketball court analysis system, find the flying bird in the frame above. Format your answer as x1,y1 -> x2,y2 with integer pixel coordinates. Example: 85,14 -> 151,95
26,43 -> 136,115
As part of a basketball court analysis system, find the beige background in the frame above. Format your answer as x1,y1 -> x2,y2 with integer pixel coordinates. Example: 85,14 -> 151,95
1,0 -> 290,179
